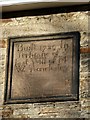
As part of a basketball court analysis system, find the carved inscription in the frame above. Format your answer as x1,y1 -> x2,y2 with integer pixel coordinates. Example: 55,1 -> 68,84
4,32 -> 80,104
14,41 -> 69,73
11,39 -> 73,99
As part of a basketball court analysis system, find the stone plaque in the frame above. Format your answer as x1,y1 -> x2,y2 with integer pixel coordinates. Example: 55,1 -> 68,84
4,32 -> 80,104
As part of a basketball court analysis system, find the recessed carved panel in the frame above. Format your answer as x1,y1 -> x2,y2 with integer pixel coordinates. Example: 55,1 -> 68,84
4,32 -> 80,104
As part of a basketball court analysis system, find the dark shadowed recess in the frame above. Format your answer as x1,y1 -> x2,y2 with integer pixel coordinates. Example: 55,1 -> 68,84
1,4 -> 90,19
1,118 -> 89,120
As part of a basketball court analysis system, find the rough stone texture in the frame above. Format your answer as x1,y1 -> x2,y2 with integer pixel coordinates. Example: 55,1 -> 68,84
0,11 -> 90,118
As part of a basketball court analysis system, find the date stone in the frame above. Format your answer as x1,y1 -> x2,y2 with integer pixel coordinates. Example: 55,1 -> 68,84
5,32 -> 80,103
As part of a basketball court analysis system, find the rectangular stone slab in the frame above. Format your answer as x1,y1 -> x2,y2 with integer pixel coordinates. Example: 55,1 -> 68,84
4,32 -> 80,104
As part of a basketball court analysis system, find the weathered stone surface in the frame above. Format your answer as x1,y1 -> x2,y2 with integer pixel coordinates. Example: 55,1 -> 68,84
5,34 -> 79,103
0,11 -> 89,118
1,12 -> 88,38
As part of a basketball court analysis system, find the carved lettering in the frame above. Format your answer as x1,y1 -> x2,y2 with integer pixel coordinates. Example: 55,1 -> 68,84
14,40 -> 71,74
5,33 -> 80,103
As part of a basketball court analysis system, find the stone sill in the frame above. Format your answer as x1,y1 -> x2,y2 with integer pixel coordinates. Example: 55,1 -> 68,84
0,1 -> 89,12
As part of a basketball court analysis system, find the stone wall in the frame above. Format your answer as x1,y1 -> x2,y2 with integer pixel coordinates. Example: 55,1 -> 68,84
0,11 -> 90,118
